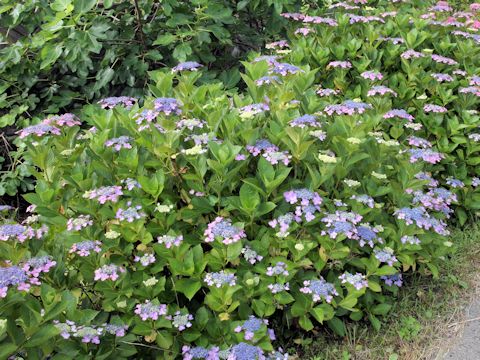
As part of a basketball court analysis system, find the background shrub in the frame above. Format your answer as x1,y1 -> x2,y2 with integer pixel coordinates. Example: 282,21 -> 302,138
1,0 -> 478,359
0,0 -> 323,197
278,0 -> 480,221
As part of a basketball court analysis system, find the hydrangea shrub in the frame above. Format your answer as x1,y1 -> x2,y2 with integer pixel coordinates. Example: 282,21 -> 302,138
2,0 -> 477,358
278,0 -> 480,223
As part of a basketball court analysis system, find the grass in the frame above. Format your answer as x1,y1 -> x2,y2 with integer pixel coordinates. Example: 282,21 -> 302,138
295,224 -> 480,360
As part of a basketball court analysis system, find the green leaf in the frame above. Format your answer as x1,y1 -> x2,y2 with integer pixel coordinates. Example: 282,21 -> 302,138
175,279 -> 202,300
339,295 -> 358,311
299,315 -> 314,331
24,324 -> 60,347
372,303 -> 392,316
153,34 -> 177,46
0,343 -> 17,359
310,307 -> 324,323
156,331 -> 173,349
368,313 -> 382,331
239,183 -> 260,211
40,44 -> 63,69
51,0 -> 73,12
173,43 -> 192,62
327,317 -> 346,336
74,0 -> 96,13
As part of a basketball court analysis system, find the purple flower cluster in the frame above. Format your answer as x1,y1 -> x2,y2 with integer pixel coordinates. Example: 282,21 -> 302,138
367,85 -> 397,97
18,123 -> 61,139
270,62 -> 303,76
324,100 -> 372,115
361,70 -> 383,81
408,136 -> 432,148
83,186 -> 123,204
154,97 -> 182,115
241,246 -> 263,264
204,271 -> 237,287
182,345 -> 220,360
0,266 -> 29,297
431,54 -> 458,65
116,202 -> 146,222
394,207 -> 449,235
424,104 -> 448,113
266,40 -> 289,49
446,177 -> 465,188
23,256 -> 56,282
268,282 -> 290,294
167,311 -> 194,331
54,321 -> 128,344
348,14 -> 385,24
383,109 -> 415,121
263,150 -> 292,166
266,262 -> 289,277
401,50 -> 425,59
239,103 -> 270,117
357,224 -> 383,247
300,278 -> 338,303
253,55 -> 279,64
339,272 -> 368,290
135,301 -> 168,321
412,188 -> 456,216
303,15 -> 338,26
67,215 -> 93,231
134,109 -> 162,132
289,115 -> 320,128
177,118 -> 207,131
321,211 -> 363,239
374,248 -> 397,266
350,194 -> 374,208
327,61 -> 352,69
172,61 -> 203,72
70,240 -> 102,257
44,113 -> 81,127
228,343 -> 265,360
134,253 -> 156,266
204,217 -> 246,245
284,189 -> 323,222
157,234 -> 183,248
256,76 -> 281,86
415,172 -> 439,187
105,136 -> 133,151
401,235 -> 421,245
246,139 -> 290,165
121,178 -> 141,191
268,213 -> 296,237
294,27 -> 313,36
234,316 -> 269,340
459,86 -> 480,96
408,148 -> 444,164
94,264 -> 125,281
381,274 -> 403,287
0,224 -> 40,243
431,73 -> 454,82
470,76 -> 480,86
317,88 -> 340,97
98,96 -> 137,109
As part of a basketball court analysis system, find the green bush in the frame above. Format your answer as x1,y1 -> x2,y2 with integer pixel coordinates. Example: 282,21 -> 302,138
279,0 -> 480,221
0,57 -> 453,358
0,0 -> 315,196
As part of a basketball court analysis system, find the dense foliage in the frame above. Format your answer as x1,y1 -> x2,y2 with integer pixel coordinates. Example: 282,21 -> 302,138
0,0 -> 479,359
0,0 -> 312,196
278,0 -> 480,221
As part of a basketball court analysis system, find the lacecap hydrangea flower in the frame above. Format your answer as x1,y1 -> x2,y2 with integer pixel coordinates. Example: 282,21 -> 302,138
204,217 -> 246,245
